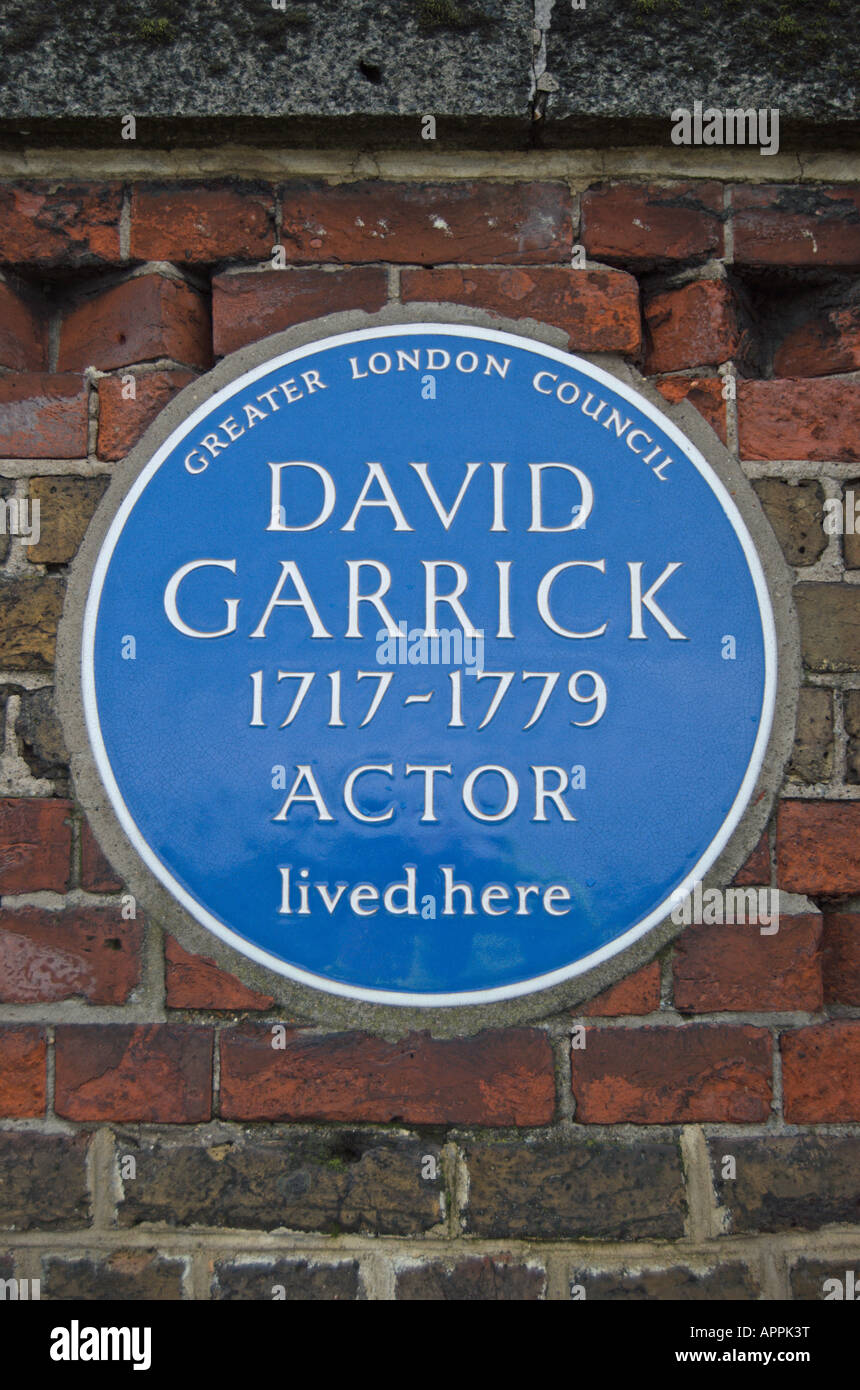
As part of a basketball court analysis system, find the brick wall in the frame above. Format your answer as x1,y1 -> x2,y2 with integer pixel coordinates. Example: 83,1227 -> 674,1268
0,172 -> 859,1301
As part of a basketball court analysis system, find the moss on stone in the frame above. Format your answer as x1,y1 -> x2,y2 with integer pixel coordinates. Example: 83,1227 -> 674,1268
136,16 -> 174,43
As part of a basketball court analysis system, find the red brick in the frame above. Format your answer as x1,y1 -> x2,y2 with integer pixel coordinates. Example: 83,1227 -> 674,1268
777,800 -> 860,895
731,831 -> 771,886
220,1026 -> 555,1125
581,962 -> 661,1017
0,1026 -> 46,1117
55,1024 -> 212,1123
774,301 -> 860,378
581,181 -> 724,267
0,373 -> 87,457
0,279 -> 46,371
80,821 -> 124,892
644,280 -> 739,373
822,912 -> 860,1006
280,181 -> 572,264
213,267 -> 388,357
130,182 -> 276,264
59,273 -> 211,373
0,798 -> 71,893
733,185 -> 860,269
0,183 -> 122,267
782,1021 -> 860,1121
401,266 -> 640,353
165,935 -> 273,1012
571,1024 -> 772,1123
655,373 -> 727,444
0,906 -> 142,1004
672,914 -> 823,1013
738,379 -> 860,462
97,369 -> 196,461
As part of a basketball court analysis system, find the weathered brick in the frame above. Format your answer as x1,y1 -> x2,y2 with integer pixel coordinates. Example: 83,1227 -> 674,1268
795,583 -> 860,672
787,687 -> 833,782
213,267 -> 388,357
790,1258 -> 860,1300
15,686 -> 69,783
463,1138 -> 686,1240
672,914 -> 822,1013
0,797 -> 71,892
396,1257 -> 545,1301
25,476 -> 108,565
116,1132 -> 443,1235
581,961 -> 661,1017
644,279 -> 739,373
731,831 -> 770,886
80,820 -> 124,892
401,265 -> 640,353
0,374 -> 87,457
782,1021 -> 860,1122
0,1132 -> 89,1229
751,478 -> 826,567
569,1263 -> 759,1300
846,688 -> 860,783
581,181 -> 724,267
281,181 -> 572,264
42,1252 -> 185,1301
165,935 -> 273,1011
213,1258 -> 360,1301
738,379 -> 860,462
55,1024 -> 213,1123
822,912 -> 860,1005
0,1025 -> 46,1117
0,906 -> 142,1004
654,373 -> 727,444
710,1134 -> 860,1232
774,299 -> 860,378
777,800 -> 860,893
842,481 -> 860,569
97,369 -> 197,461
0,278 -> 46,370
220,1025 -> 554,1125
733,185 -> 860,269
130,182 -> 276,264
571,1024 -> 772,1123
0,183 -> 122,267
59,273 -> 211,373
0,577 -> 65,670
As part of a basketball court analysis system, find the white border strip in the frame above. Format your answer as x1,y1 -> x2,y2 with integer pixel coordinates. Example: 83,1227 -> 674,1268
81,324 -> 777,1007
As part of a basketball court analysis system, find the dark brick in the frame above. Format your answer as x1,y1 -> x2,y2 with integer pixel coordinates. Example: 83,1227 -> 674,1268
0,577 -> 66,671
213,1258 -> 360,1300
0,1132 -> 89,1230
463,1138 -> 685,1240
752,478 -> 826,567
845,688 -> 860,783
42,1252 -> 185,1300
116,1132 -> 444,1236
569,1263 -> 759,1300
15,687 -> 69,783
709,1135 -> 860,1233
26,476 -> 108,566
396,1257 -> 545,1301
80,820 -> 123,892
790,1258 -> 860,1300
788,687 -> 833,782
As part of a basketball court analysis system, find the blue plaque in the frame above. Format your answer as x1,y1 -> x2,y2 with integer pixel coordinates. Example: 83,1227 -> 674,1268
81,323 -> 776,1005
